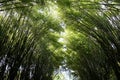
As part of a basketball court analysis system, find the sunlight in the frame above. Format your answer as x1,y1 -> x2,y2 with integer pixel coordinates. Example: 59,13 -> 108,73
49,5 -> 60,20
58,38 -> 64,43
58,31 -> 67,43
46,1 -> 62,21
38,1 -> 62,21
53,66 -> 74,80
58,28 -> 73,44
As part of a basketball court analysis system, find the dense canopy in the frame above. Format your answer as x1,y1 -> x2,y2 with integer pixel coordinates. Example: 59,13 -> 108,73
0,0 -> 120,80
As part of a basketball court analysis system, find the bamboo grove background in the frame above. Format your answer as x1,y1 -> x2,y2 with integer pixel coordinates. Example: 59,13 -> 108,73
0,0 -> 120,80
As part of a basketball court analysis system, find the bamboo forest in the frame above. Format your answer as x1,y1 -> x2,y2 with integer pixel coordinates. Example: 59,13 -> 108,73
0,0 -> 120,80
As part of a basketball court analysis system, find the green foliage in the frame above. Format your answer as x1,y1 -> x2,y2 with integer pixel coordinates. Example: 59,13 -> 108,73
0,1 -> 63,80
0,0 -> 120,80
